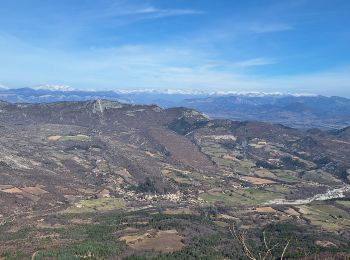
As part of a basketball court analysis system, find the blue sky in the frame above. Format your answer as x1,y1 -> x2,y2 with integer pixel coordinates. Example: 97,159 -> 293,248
0,0 -> 349,96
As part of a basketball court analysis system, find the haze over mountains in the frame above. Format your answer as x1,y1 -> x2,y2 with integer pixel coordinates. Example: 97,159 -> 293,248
1,87 -> 349,130
181,95 -> 350,130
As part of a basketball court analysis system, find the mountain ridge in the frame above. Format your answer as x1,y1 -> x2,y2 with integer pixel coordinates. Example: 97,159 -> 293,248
1,87 -> 349,129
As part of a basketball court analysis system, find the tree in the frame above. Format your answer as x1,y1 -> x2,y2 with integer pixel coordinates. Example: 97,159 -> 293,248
230,225 -> 290,260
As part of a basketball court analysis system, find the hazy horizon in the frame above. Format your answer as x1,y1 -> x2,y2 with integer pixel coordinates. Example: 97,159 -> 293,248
2,85 -> 350,99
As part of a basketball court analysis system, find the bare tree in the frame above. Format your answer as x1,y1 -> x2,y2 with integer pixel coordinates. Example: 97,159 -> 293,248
230,225 -> 290,260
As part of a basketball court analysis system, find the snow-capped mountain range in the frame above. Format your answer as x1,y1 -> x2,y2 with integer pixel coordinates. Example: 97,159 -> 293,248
20,85 -> 319,97
0,86 -> 349,129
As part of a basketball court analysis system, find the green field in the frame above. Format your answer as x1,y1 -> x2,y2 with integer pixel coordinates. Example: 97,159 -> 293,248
335,200 -> 350,207
298,203 -> 350,231
64,198 -> 126,214
201,187 -> 285,206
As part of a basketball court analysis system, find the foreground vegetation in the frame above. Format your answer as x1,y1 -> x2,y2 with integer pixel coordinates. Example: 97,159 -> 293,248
1,202 -> 350,259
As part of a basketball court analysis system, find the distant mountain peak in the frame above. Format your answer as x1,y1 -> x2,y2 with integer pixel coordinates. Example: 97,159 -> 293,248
32,85 -> 75,91
116,88 -> 318,97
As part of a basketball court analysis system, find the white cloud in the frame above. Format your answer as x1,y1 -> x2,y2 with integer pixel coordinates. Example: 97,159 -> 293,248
197,58 -> 277,70
131,7 -> 204,17
249,23 -> 293,33
233,58 -> 277,67
93,3 -> 204,20
0,33 -> 349,97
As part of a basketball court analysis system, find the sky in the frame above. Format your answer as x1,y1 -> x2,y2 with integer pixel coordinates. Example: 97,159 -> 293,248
0,0 -> 349,96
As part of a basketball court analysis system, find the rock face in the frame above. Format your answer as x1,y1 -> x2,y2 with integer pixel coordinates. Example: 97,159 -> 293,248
0,100 -> 349,218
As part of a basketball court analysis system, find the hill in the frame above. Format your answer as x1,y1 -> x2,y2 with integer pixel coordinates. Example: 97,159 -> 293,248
0,100 -> 349,259
180,95 -> 350,130
1,88 -> 349,129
